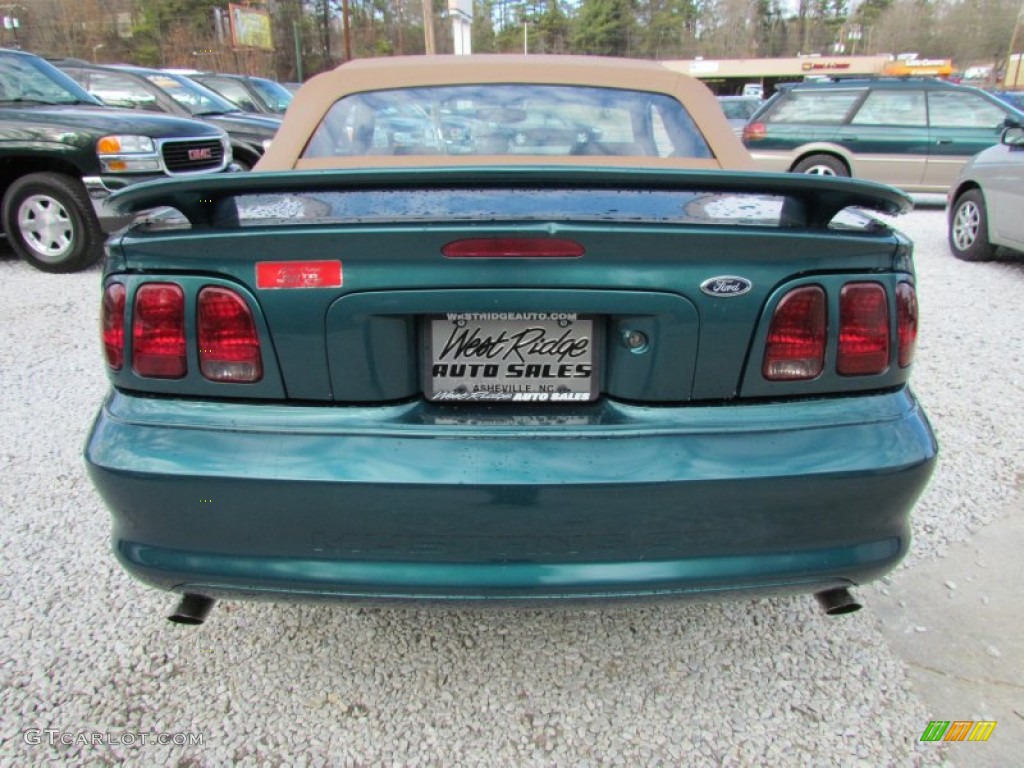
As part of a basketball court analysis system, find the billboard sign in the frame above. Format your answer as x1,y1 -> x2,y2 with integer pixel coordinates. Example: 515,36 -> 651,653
229,4 -> 273,50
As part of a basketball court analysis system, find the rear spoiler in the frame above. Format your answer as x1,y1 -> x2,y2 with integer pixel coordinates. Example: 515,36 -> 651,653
109,166 -> 912,230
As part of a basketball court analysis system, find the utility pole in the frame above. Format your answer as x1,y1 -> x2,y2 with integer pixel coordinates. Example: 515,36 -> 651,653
422,0 -> 435,54
342,0 -> 351,61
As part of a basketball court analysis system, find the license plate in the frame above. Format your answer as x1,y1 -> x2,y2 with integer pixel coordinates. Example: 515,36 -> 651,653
425,313 -> 598,403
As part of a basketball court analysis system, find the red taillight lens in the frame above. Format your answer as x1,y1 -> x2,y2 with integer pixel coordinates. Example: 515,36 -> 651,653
838,282 -> 889,376
896,281 -> 917,368
742,121 -> 766,141
197,286 -> 262,383
763,286 -> 826,381
101,282 -> 126,370
442,238 -> 584,258
132,283 -> 186,378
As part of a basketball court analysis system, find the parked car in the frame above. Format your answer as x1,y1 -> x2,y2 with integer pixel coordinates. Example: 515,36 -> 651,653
507,111 -> 601,151
85,55 -> 935,625
947,124 -> 1024,260
716,95 -> 762,137
743,77 -> 1024,192
372,104 -> 444,151
188,72 -> 293,115
0,48 -> 230,272
988,89 -> 1024,111
52,60 -> 280,169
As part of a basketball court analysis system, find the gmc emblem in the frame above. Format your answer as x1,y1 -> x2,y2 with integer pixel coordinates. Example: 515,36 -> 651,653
188,147 -> 214,161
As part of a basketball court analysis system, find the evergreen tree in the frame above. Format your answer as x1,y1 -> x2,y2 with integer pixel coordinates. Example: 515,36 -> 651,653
572,0 -> 635,56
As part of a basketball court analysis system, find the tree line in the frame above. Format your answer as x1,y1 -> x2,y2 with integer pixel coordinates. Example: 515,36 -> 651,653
6,0 -> 1022,83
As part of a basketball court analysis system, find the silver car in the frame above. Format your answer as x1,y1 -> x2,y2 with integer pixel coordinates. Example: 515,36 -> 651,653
948,126 -> 1024,260
716,95 -> 762,137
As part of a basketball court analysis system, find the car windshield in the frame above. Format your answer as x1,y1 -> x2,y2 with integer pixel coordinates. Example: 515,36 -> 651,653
143,73 -> 239,116
302,84 -> 713,159
250,77 -> 293,112
0,53 -> 99,105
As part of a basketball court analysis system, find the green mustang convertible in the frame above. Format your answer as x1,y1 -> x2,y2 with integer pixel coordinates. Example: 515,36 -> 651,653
84,56 -> 936,624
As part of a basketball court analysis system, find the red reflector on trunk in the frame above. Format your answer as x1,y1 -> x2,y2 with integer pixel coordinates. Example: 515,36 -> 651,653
762,285 -> 826,381
197,287 -> 262,383
838,282 -> 889,376
896,281 -> 917,368
255,260 -> 342,289
442,238 -> 584,258
102,282 -> 125,370
132,283 -> 186,379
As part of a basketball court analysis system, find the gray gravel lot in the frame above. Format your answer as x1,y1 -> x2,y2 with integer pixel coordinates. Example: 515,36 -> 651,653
1,204 -> 1020,766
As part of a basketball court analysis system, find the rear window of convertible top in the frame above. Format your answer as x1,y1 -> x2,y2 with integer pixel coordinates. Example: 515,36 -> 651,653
300,84 -> 715,159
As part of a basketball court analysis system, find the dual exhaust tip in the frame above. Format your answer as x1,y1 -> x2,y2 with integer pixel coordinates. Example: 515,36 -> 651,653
167,588 -> 862,625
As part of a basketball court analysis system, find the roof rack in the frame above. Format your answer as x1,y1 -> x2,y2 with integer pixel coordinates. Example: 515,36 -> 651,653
796,75 -> 960,85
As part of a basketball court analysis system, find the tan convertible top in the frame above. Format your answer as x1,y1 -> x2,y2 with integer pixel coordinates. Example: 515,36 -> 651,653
257,55 -> 753,172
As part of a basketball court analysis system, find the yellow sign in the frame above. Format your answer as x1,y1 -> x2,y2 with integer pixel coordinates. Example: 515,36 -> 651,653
882,59 -> 953,77
229,4 -> 273,50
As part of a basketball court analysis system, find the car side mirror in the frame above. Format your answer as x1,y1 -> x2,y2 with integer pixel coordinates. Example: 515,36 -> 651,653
1001,125 -> 1024,147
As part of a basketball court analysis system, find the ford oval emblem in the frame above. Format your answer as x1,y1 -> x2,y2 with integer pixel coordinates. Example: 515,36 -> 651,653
700,276 -> 753,297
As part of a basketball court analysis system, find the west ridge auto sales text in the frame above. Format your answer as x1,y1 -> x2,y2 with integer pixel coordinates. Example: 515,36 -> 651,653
431,363 -> 591,378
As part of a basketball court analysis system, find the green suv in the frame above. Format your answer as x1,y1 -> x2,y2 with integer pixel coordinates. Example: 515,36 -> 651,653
742,77 -> 1024,193
1,49 -> 231,273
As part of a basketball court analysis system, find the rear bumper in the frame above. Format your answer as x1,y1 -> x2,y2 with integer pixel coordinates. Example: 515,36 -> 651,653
84,388 -> 936,602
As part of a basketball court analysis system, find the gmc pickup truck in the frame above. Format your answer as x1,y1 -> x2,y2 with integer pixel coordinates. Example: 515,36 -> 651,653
1,48 -> 230,272
84,56 -> 937,625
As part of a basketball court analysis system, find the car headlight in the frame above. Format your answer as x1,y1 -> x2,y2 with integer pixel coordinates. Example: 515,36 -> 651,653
96,135 -> 161,173
97,135 -> 155,154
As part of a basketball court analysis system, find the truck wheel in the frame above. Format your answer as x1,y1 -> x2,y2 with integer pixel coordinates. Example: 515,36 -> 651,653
1,172 -> 104,273
948,189 -> 996,262
792,154 -> 848,177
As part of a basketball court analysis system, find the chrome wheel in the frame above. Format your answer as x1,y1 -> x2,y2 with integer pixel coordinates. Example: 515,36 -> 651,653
947,189 -> 994,262
1,172 -> 103,272
951,200 -> 981,250
791,154 -> 848,178
17,193 -> 75,263
803,164 -> 838,176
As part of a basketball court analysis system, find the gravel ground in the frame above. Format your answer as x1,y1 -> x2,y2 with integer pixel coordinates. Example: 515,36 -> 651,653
1,204 -> 1020,767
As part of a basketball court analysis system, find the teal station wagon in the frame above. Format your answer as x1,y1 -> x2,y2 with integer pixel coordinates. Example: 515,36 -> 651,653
84,56 -> 937,624
743,77 -> 1024,192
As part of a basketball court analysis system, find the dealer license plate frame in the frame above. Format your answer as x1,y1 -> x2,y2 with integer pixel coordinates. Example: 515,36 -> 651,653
423,313 -> 600,403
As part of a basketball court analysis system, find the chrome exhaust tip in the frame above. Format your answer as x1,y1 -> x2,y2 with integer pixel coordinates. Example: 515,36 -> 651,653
815,588 -> 862,616
168,593 -> 215,625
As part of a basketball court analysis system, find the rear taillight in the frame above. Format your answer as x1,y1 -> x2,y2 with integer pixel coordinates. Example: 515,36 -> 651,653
896,282 -> 917,368
838,283 -> 889,376
742,121 -> 766,142
197,286 -> 262,382
101,282 -> 125,370
132,283 -> 186,378
763,286 -> 826,381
